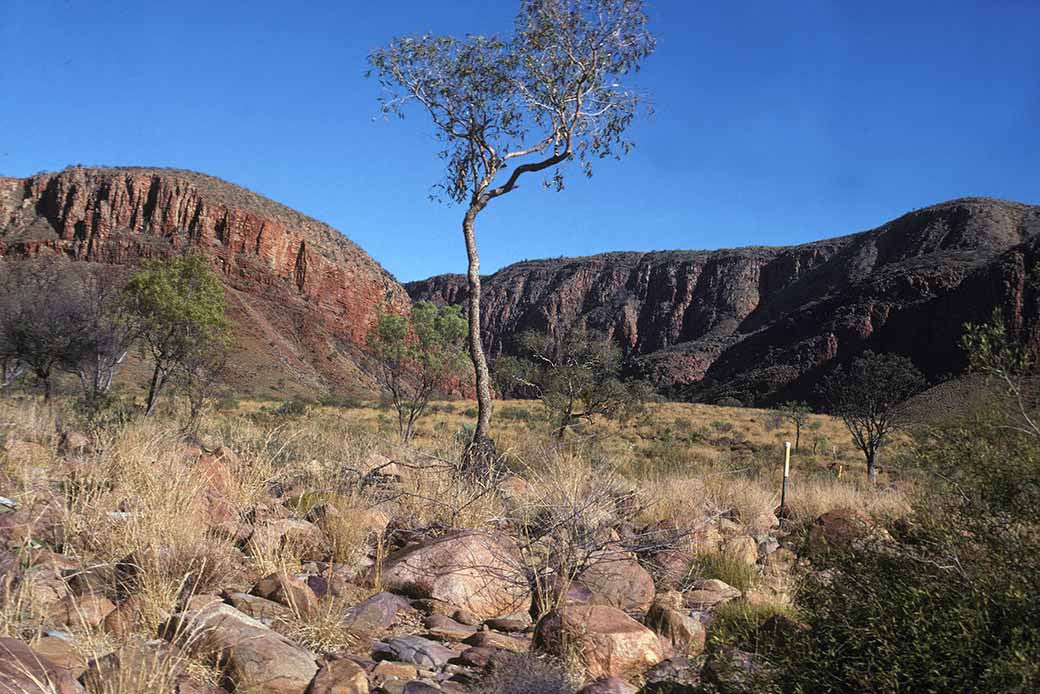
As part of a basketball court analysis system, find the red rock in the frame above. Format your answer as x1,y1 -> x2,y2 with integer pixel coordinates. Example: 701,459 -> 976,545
534,605 -> 665,680
0,637 -> 84,693
252,572 -> 318,617
406,198 -> 1040,400
376,531 -> 530,621
0,167 -> 410,397
308,658 -> 369,693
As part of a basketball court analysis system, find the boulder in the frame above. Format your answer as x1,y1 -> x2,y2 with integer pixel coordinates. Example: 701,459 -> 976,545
378,635 -> 456,668
60,593 -> 116,628
807,508 -> 874,555
32,635 -> 87,679
227,592 -> 293,627
248,519 -> 328,561
641,656 -> 702,692
58,431 -> 91,456
0,637 -> 84,693
341,592 -> 413,637
683,579 -> 740,610
722,535 -> 758,567
423,614 -> 477,642
533,605 -> 664,680
576,550 -> 656,615
462,630 -> 529,653
376,531 -> 529,620
645,592 -> 705,655
164,603 -> 317,694
702,646 -> 763,691
308,658 -> 369,694
253,572 -> 318,617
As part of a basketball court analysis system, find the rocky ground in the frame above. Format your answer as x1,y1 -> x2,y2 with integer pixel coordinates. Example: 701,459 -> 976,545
0,398 -> 898,693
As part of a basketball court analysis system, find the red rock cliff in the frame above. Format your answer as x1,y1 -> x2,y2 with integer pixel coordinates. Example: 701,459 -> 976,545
0,166 -> 409,396
408,198 -> 1040,404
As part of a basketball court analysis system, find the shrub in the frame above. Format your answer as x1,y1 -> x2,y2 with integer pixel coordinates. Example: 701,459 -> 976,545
471,651 -> 577,694
499,405 -> 534,421
752,418 -> 1040,693
716,396 -> 744,408
274,399 -> 309,418
686,551 -> 758,592
711,420 -> 734,435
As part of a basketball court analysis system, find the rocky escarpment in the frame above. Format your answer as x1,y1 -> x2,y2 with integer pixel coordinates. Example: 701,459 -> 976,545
407,198 -> 1040,404
0,166 -> 409,396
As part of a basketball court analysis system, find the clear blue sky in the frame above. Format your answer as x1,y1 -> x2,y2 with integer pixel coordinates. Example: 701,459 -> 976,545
2,1 -> 1037,281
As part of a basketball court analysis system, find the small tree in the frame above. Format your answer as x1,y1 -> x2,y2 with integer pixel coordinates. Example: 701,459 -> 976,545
0,259 -> 93,401
124,255 -> 230,416
67,266 -> 139,404
778,400 -> 811,452
369,0 -> 655,462
176,343 -> 229,437
367,301 -> 468,443
961,310 -> 1040,440
820,351 -> 926,483
495,325 -> 649,440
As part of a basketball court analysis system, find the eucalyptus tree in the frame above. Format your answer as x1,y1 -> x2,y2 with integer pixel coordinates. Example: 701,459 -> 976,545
369,0 -> 655,464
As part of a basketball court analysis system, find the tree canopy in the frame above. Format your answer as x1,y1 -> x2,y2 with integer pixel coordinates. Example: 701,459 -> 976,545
495,325 -> 649,439
820,350 -> 926,482
124,254 -> 230,416
368,301 -> 468,443
368,0 -> 655,463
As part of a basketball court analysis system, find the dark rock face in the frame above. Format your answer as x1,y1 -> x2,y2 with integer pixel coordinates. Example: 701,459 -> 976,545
407,198 -> 1040,403
0,167 -> 409,396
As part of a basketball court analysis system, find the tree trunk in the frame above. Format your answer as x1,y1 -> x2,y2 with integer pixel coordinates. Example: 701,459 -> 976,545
144,363 -> 166,417
461,206 -> 497,468
795,425 -> 801,452
866,449 -> 877,484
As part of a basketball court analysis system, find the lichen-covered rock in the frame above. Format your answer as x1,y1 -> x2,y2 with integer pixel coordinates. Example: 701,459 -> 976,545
164,603 -> 317,694
376,531 -> 529,620
534,605 -> 664,680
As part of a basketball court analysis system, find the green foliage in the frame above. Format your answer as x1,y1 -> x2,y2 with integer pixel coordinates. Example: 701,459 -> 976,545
962,310 -> 1040,439
777,401 -> 811,451
123,254 -> 230,415
750,418 -> 1040,693
716,396 -> 744,408
819,351 -> 926,481
687,552 -> 758,593
367,301 -> 467,442
498,405 -> 535,421
710,420 -> 734,435
708,600 -> 801,653
367,0 -> 655,204
494,325 -> 650,440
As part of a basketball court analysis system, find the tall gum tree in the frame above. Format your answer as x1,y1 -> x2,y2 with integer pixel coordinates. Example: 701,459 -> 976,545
369,0 -> 655,464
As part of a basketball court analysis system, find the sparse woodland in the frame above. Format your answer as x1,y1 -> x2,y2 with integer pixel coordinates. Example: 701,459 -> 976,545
0,2 -> 1037,694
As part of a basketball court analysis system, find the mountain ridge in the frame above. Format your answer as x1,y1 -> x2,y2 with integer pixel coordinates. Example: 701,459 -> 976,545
0,165 -> 410,397
407,196 -> 1040,404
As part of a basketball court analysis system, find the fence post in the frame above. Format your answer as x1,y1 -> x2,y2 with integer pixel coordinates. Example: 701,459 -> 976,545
779,441 -> 791,528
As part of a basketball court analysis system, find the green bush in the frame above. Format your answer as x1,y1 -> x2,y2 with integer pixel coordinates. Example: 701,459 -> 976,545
499,405 -> 534,421
748,418 -> 1040,693
687,551 -> 758,593
709,600 -> 801,652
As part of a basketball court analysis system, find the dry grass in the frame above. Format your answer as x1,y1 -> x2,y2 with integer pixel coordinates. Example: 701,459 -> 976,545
0,391 -> 914,691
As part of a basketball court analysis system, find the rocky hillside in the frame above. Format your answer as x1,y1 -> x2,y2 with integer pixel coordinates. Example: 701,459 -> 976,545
0,166 -> 410,397
407,198 -> 1040,404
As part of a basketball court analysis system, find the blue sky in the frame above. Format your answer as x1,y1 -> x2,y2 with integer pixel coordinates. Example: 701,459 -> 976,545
2,1 -> 1037,281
